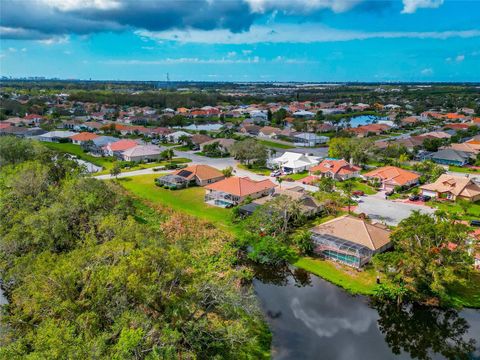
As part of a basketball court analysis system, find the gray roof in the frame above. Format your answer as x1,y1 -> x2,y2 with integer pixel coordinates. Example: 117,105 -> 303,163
92,136 -> 120,147
431,149 -> 471,161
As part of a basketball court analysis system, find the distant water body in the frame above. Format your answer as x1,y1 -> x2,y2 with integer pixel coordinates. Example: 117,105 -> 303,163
349,115 -> 387,127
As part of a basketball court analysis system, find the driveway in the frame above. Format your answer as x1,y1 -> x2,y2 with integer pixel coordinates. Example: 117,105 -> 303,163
354,192 -> 435,225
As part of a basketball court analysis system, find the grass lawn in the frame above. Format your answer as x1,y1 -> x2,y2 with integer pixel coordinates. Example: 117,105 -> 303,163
447,271 -> 480,308
338,180 -> 377,195
293,257 -> 378,296
257,139 -> 295,149
118,174 -> 240,235
281,171 -> 308,181
449,165 -> 480,174
237,164 -> 271,176
43,142 -> 116,169
429,200 -> 480,220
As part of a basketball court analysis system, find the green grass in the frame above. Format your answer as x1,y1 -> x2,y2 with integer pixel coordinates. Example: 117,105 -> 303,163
43,142 -> 115,169
237,164 -> 272,176
429,200 -> 480,220
293,257 -> 378,295
447,272 -> 480,308
338,180 -> 377,195
118,174 -> 240,235
257,139 -> 295,149
448,165 -> 480,174
281,171 -> 308,181
96,157 -> 192,175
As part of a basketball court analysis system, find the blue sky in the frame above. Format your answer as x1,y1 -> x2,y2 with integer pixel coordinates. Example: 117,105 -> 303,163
1,0 -> 479,82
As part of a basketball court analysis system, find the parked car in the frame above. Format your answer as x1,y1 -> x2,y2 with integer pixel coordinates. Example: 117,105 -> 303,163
270,170 -> 282,177
470,220 -> 480,227
409,195 -> 420,201
352,190 -> 365,196
385,190 -> 394,196
419,195 -> 431,202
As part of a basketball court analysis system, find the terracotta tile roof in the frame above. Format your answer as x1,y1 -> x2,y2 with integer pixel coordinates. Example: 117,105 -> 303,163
191,134 -> 213,144
205,176 -> 276,197
311,215 -> 391,251
363,166 -> 420,186
310,159 -> 360,176
104,139 -> 138,151
70,132 -> 100,141
173,165 -> 224,181
421,174 -> 480,199
444,123 -> 470,130
259,126 -> 282,135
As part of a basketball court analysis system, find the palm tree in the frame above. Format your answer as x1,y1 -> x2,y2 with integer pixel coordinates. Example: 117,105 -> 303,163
342,181 -> 355,213
277,177 -> 283,189
161,148 -> 175,166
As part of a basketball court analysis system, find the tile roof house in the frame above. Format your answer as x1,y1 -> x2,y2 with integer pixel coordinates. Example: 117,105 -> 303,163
446,142 -> 480,155
310,215 -> 392,268
190,134 -> 213,148
309,159 -> 361,181
199,138 -> 236,154
70,132 -> 100,145
204,176 -> 276,207
258,126 -> 283,139
103,139 -> 139,156
363,166 -> 420,191
347,124 -> 391,137
240,124 -> 261,136
420,174 -> 480,202
121,144 -> 162,162
170,164 -> 225,186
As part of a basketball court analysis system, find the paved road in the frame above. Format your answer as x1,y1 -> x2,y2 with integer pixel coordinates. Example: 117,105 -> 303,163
354,192 -> 435,225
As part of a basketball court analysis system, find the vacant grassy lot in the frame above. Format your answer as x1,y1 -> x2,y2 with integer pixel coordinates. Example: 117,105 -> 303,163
118,174 -> 240,234
337,180 -> 377,195
257,139 -> 295,149
43,142 -> 115,169
294,257 -> 378,296
237,164 -> 271,175
449,165 -> 480,174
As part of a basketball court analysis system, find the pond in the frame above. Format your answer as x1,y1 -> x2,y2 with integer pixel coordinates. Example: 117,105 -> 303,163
349,115 -> 387,127
254,266 -> 480,360
180,123 -> 223,131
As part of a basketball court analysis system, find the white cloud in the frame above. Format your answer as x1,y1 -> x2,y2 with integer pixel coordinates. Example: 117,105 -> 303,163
245,0 -> 363,14
38,35 -> 70,45
401,0 -> 444,14
8,47 -> 17,52
40,0 -> 121,12
227,51 -> 237,57
455,54 -> 465,62
21,47 -> 27,52
100,55 -> 312,65
421,68 -> 433,75
242,49 -> 253,55
141,46 -> 155,50
136,25 -> 480,45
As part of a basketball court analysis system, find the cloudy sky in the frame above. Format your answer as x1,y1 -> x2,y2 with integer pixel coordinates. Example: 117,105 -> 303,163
1,0 -> 479,81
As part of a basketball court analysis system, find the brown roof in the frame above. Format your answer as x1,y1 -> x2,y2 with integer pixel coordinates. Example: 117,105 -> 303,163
420,174 -> 480,199
191,134 -> 213,145
311,215 -> 391,251
259,126 -> 282,135
205,176 -> 276,197
173,164 -> 224,181
363,166 -> 420,186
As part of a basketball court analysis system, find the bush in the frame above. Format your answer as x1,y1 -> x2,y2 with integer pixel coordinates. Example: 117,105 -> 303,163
247,235 -> 295,265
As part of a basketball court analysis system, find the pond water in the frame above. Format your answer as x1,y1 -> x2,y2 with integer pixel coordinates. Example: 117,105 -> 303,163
349,115 -> 387,128
180,123 -> 223,131
254,266 -> 480,360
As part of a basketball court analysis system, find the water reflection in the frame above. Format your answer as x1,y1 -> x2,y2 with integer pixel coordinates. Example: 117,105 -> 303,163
374,301 -> 477,360
254,267 -> 480,360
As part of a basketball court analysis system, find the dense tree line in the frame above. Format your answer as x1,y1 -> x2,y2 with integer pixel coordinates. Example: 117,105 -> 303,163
0,137 -> 268,359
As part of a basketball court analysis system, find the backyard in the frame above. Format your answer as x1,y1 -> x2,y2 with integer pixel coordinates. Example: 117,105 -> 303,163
430,199 -> 480,220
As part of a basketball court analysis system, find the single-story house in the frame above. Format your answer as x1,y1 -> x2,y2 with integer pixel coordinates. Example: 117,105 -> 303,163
37,131 -> 77,142
204,176 -> 276,207
310,215 -> 392,268
168,131 -> 191,143
70,132 -> 100,145
293,132 -> 329,147
258,126 -> 283,139
240,124 -> 261,136
420,174 -> 480,202
269,151 -> 320,173
347,124 -> 391,138
121,145 -> 162,162
103,139 -> 139,157
363,166 -> 420,191
157,164 -> 225,188
249,186 -> 323,216
309,159 -> 361,181
88,136 -> 120,154
190,134 -> 213,149
0,126 -> 46,138
199,138 -> 236,154
430,149 -> 472,167
292,110 -> 315,119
